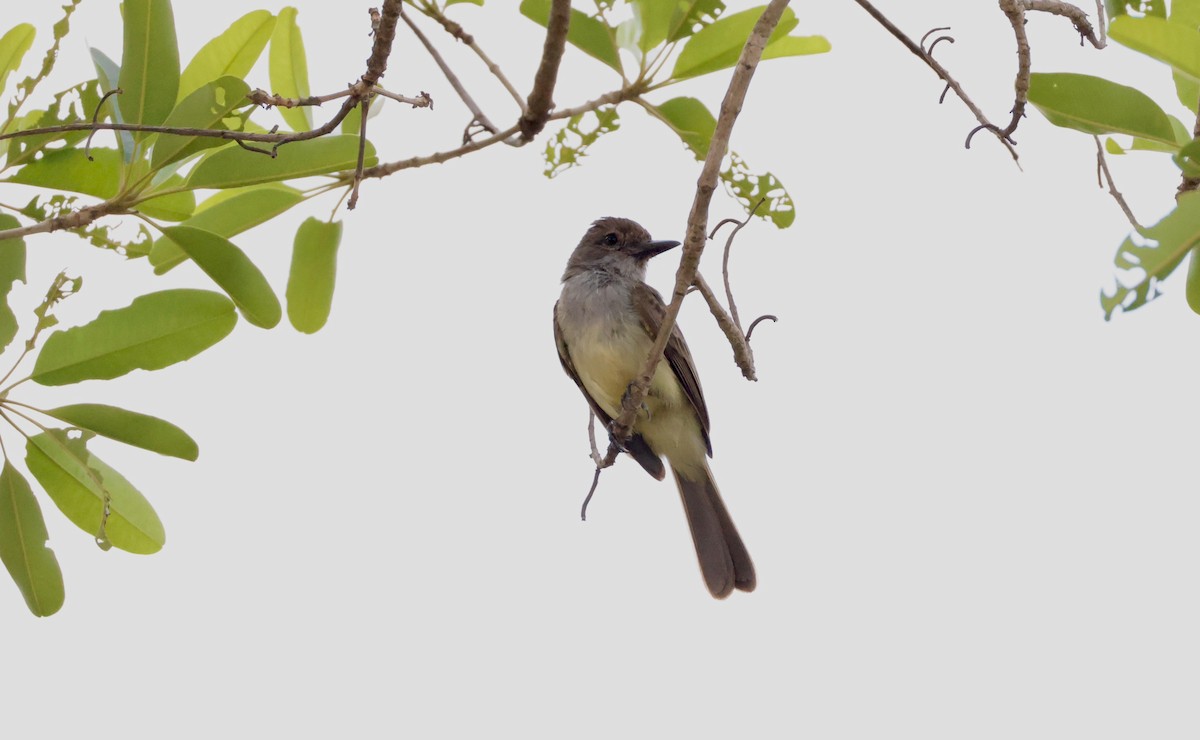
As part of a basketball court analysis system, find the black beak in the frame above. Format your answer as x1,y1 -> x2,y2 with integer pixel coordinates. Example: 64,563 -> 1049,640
629,239 -> 680,259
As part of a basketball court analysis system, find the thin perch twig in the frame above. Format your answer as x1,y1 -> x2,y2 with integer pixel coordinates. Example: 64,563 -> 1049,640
610,0 -> 789,444
1094,136 -> 1141,229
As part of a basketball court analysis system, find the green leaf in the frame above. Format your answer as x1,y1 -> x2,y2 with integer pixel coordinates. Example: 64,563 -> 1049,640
1027,72 -> 1176,145
150,184 -> 303,273
7,147 -> 119,198
0,462 -> 64,617
720,151 -> 794,228
139,182 -> 196,223
1110,15 -> 1200,81
520,0 -> 622,73
671,6 -> 800,80
2,79 -> 102,169
151,76 -> 251,170
1174,137 -> 1200,177
162,226 -> 281,329
0,213 -> 26,353
26,430 -> 164,555
31,289 -> 238,385
0,24 -> 36,96
1105,1 -> 1167,19
761,34 -> 831,61
543,107 -> 620,177
1186,245 -> 1200,315
1174,0 -> 1200,28
667,0 -> 726,43
178,10 -> 275,102
269,7 -> 312,132
287,217 -> 342,333
118,0 -> 181,130
1106,137 -> 1126,154
186,135 -> 377,189
4,1 -> 81,133
1102,191 -> 1200,318
653,96 -> 716,159
1175,70 -> 1200,109
43,403 -> 198,461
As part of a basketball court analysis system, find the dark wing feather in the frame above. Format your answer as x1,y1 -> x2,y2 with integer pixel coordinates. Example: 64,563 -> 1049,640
554,301 -> 666,479
630,283 -> 712,456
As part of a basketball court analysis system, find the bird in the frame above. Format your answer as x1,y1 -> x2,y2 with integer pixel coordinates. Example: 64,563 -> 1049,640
553,216 -> 755,598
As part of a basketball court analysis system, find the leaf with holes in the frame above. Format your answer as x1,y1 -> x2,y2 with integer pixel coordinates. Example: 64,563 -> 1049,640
0,213 -> 25,353
3,79 -> 102,168
26,430 -> 165,554
544,107 -> 620,178
1102,192 -> 1200,318
720,152 -> 794,228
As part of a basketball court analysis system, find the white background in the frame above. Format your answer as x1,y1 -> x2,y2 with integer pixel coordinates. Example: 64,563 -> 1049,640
3,1 -> 1198,737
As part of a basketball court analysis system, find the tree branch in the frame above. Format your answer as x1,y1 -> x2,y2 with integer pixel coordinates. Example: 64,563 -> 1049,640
609,0 -> 789,443
416,1 -> 526,112
1178,94 -> 1200,199
400,3 -> 504,138
519,0 -> 571,142
0,199 -> 126,242
850,0 -> 1019,161
1094,136 -> 1141,229
1023,0 -> 1104,48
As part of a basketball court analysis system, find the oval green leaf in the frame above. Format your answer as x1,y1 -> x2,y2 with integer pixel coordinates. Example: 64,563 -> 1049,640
653,96 -> 716,160
163,226 -> 281,329
118,0 -> 180,130
26,431 -> 165,555
186,135 -> 377,189
672,6 -> 800,80
31,289 -> 237,386
7,147 -> 119,199
151,76 -> 251,171
1028,72 -> 1176,145
43,403 -> 199,461
150,184 -> 303,273
138,183 -> 196,222
0,462 -> 64,617
1110,15 -> 1200,81
269,7 -> 312,132
0,23 -> 35,96
287,217 -> 342,333
520,0 -> 622,73
178,10 -> 275,102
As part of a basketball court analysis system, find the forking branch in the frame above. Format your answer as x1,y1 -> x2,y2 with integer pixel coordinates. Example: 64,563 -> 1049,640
608,0 -> 790,445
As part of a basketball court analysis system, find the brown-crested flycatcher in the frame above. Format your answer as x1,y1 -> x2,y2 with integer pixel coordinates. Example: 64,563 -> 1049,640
553,217 -> 755,598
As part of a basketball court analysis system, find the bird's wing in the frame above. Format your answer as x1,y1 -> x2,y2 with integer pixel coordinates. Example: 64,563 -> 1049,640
631,282 -> 712,456
554,301 -> 666,479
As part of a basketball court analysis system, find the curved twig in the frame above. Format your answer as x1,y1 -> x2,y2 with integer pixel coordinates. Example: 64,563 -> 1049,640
84,87 -> 122,161
745,315 -> 778,342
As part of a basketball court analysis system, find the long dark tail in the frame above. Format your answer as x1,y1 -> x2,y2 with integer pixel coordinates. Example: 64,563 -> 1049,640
672,463 -> 755,598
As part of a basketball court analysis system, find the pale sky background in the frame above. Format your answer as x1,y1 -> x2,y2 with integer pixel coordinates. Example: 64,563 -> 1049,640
2,1 -> 1198,738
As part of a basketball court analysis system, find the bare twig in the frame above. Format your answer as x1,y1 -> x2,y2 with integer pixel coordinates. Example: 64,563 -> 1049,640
400,4 -> 503,137
1095,0 -> 1106,46
0,199 -> 126,243
850,0 -> 1019,161
249,87 -> 355,108
375,88 -> 433,108
997,0 -> 1031,140
609,0 -> 789,443
1094,136 -> 1141,229
581,412 -> 619,520
362,123 -> 520,177
84,87 -> 122,160
519,0 -> 571,142
1023,0 -> 1104,48
348,97 -> 370,210
418,1 -> 527,111
693,273 -> 759,381
745,315 -> 778,342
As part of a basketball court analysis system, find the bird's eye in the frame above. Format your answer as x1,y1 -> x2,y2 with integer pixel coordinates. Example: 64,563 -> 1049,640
603,233 -> 619,246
